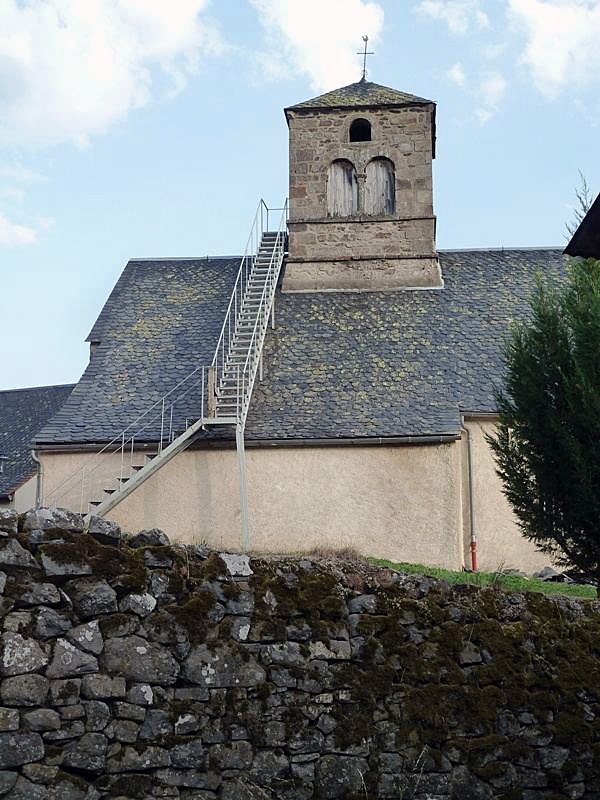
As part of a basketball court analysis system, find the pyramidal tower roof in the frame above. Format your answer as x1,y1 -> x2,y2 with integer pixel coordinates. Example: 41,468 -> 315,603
285,78 -> 433,115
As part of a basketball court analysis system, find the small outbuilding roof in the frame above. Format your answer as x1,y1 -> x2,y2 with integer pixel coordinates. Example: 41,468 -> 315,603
0,384 -> 74,498
35,249 -> 567,449
564,193 -> 600,259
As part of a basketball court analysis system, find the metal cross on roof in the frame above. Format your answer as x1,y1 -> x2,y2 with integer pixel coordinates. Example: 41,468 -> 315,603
357,35 -> 374,81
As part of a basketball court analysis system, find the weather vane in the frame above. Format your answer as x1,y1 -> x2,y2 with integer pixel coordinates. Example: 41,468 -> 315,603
357,35 -> 374,81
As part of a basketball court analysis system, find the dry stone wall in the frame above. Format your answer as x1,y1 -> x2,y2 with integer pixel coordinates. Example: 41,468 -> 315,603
0,507 -> 599,799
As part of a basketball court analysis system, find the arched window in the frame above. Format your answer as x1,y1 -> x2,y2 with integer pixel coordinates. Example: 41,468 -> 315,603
327,159 -> 358,217
349,118 -> 371,142
365,157 -> 395,215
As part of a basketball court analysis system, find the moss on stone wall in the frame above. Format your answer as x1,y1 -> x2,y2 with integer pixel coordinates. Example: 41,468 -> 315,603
0,507 -> 599,799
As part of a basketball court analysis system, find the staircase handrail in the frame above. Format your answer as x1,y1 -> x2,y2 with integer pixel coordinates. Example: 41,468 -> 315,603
211,199 -> 268,377
44,367 -> 207,508
43,198 -> 287,512
238,203 -> 287,424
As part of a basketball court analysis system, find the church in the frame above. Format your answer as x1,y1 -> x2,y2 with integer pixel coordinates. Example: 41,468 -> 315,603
32,76 -> 567,575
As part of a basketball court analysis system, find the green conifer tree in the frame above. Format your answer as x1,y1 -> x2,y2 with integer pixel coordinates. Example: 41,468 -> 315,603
488,258 -> 600,587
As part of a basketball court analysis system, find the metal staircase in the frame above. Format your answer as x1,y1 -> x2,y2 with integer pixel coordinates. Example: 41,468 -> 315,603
44,200 -> 288,548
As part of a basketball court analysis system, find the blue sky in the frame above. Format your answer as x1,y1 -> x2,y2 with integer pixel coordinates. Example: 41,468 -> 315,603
2,0 -> 599,390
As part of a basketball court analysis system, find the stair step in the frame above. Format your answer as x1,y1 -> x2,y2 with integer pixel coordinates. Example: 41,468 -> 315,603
103,488 -> 117,495
89,500 -> 102,507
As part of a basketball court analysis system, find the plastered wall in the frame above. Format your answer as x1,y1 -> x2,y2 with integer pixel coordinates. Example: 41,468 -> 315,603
40,426 -> 553,575
462,418 -> 551,574
40,442 -> 463,569
13,476 -> 37,513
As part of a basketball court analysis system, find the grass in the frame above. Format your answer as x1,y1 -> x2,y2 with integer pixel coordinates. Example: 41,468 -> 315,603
368,557 -> 597,600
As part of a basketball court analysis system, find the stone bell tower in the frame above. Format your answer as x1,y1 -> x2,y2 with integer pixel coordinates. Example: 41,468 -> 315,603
282,78 -> 441,292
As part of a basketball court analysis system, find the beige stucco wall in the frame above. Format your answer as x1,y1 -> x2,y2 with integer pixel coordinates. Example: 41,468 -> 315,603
462,419 -> 550,575
39,425 -> 553,574
0,475 -> 37,513
40,442 -> 464,569
14,476 -> 37,514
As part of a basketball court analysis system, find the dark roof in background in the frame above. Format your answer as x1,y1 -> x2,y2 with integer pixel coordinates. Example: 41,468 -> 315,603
564,193 -> 600,258
35,249 -> 567,447
286,79 -> 433,113
0,384 -> 74,497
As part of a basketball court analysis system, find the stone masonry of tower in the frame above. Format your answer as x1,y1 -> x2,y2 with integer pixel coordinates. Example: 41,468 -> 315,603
283,82 -> 443,292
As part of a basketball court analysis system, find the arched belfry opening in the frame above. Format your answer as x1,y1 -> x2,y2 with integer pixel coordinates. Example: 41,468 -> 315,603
365,157 -> 395,215
349,118 -> 371,142
327,159 -> 358,217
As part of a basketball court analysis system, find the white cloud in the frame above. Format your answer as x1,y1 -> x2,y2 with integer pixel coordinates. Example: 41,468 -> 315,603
37,216 -> 55,232
0,212 -> 38,245
416,0 -> 489,33
509,0 -> 600,98
475,71 -> 508,122
447,62 -> 467,87
249,0 -> 384,91
0,162 -> 45,207
0,164 -> 45,185
0,0 -> 224,149
0,186 -> 25,204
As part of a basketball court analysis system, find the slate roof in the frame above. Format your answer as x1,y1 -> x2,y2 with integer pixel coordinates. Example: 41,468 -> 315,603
35,249 -> 567,447
0,384 -> 74,498
286,79 -> 432,113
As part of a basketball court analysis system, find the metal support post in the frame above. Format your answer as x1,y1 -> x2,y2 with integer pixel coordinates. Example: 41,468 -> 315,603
207,367 -> 217,417
236,423 -> 250,552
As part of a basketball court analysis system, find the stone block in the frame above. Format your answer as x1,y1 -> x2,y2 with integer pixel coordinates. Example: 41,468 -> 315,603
66,620 -> 103,655
23,708 -> 61,731
64,578 -> 117,618
87,516 -> 121,546
20,508 -> 83,533
129,528 -> 170,548
16,581 -> 61,607
81,674 -> 126,700
0,539 -> 39,569
0,707 -> 19,731
46,639 -> 98,678
104,636 -> 179,685
0,632 -> 48,676
0,732 -> 44,768
49,678 -> 81,706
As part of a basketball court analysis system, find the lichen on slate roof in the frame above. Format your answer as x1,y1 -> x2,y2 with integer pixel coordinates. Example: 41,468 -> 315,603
0,384 -> 74,497
286,79 -> 433,113
35,249 -> 567,447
